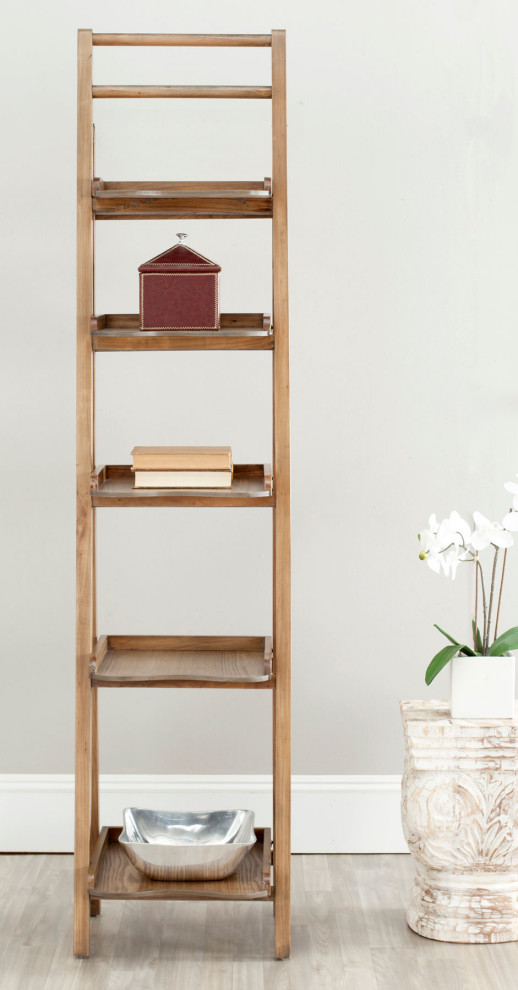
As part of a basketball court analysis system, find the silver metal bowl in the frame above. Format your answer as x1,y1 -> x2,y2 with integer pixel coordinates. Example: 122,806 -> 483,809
119,808 -> 256,881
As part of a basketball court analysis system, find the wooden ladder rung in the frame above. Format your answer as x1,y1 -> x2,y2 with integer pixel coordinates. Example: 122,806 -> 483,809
92,33 -> 272,47
92,85 -> 272,99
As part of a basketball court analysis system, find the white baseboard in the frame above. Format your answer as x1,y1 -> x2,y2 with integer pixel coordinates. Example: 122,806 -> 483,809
0,774 -> 405,854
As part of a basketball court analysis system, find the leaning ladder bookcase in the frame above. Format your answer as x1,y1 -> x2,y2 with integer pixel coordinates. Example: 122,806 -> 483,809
75,30 -> 291,959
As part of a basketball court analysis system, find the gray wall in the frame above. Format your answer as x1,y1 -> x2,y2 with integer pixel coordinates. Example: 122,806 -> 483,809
2,0 -> 518,775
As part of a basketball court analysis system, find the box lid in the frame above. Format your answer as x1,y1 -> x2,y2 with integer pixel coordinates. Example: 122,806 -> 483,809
139,236 -> 221,275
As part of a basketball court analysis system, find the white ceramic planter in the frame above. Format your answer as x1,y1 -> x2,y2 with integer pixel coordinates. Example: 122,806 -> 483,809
450,655 -> 516,719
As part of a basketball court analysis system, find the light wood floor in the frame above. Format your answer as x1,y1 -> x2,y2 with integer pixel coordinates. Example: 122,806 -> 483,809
1,853 -> 517,989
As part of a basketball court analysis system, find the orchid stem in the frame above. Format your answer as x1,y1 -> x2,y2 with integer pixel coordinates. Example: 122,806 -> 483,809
476,558 -> 488,654
473,560 -> 478,653
494,547 -> 508,643
484,547 -> 499,654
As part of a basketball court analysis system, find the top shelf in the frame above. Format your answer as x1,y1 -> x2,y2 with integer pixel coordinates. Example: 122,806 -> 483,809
92,179 -> 273,220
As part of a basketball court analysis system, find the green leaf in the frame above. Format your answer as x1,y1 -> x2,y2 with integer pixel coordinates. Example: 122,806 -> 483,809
425,643 -> 466,686
472,619 -> 483,654
434,624 -> 477,657
488,626 -> 518,657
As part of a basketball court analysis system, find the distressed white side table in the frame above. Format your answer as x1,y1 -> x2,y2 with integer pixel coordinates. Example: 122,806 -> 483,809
400,700 -> 518,943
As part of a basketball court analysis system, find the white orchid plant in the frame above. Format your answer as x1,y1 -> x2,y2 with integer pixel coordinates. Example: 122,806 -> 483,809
419,476 -> 518,685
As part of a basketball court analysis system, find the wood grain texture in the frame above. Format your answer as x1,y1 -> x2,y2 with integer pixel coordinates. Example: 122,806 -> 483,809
107,634 -> 269,650
91,312 -> 273,351
96,180 -> 271,190
88,828 -> 272,901
92,186 -> 272,220
92,332 -> 273,352
90,634 -> 274,688
92,85 -> 272,99
401,700 -> 518,943
92,313 -> 269,328
355,854 -> 417,951
90,463 -> 274,507
92,33 -> 272,47
94,187 -> 271,199
91,178 -> 272,220
0,857 -> 74,990
90,507 -> 99,919
6,853 -> 514,990
74,26 -> 290,964
75,27 -> 94,959
271,29 -> 291,960
88,827 -> 110,889
90,686 -> 100,918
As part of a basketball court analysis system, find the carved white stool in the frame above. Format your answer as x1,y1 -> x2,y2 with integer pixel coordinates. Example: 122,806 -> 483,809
400,700 -> 518,943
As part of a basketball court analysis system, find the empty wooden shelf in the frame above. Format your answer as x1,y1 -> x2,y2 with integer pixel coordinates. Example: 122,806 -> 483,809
88,827 -> 272,901
92,180 -> 273,219
91,313 -> 273,351
90,463 -> 274,507
90,635 -> 273,688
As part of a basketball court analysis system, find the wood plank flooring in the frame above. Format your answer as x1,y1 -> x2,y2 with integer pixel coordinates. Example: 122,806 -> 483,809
0,853 -> 516,989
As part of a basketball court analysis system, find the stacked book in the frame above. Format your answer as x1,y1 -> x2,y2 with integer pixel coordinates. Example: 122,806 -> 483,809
131,446 -> 233,489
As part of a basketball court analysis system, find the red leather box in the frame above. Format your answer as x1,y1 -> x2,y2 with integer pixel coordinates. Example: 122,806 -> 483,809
139,235 -> 221,331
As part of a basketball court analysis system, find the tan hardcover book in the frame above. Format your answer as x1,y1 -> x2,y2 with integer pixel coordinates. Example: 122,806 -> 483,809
131,446 -> 232,471
133,469 -> 232,489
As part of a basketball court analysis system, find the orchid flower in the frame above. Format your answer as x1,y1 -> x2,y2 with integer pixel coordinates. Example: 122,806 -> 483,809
437,511 -> 471,550
418,514 -> 439,565
504,476 -> 518,506
470,511 -> 513,551
418,484 -> 518,685
440,547 -> 463,579
418,511 -> 471,579
503,476 -> 518,531
418,514 -> 442,573
503,511 -> 518,532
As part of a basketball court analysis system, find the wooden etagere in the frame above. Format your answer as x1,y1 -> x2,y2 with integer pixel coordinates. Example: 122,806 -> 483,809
75,30 -> 290,959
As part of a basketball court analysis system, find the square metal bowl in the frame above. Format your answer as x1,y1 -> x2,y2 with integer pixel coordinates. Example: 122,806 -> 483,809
119,808 -> 256,881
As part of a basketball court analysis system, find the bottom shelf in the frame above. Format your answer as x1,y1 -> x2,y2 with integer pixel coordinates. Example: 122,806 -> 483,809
88,827 -> 272,901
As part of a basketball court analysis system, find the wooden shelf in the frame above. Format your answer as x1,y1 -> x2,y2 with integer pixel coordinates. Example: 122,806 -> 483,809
90,635 -> 273,688
88,826 -> 272,901
75,29 -> 290,960
91,313 -> 273,351
91,463 -> 274,507
92,179 -> 273,219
